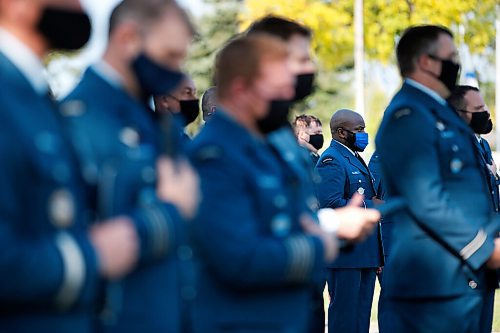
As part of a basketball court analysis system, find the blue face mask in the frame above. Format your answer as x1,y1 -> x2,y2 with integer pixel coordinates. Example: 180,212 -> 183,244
344,129 -> 369,152
132,53 -> 185,99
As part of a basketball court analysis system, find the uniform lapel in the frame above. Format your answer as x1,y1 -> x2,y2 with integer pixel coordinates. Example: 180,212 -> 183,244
332,140 -> 368,175
332,140 -> 378,195
267,127 -> 309,179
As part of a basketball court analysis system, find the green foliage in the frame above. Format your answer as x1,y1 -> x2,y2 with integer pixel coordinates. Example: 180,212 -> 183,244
184,0 -> 244,135
185,0 -> 243,94
242,0 -> 499,68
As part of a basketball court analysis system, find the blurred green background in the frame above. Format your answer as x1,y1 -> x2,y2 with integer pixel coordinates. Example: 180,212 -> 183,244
184,0 -> 499,155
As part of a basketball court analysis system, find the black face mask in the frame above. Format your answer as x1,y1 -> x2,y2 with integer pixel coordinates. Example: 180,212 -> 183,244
469,111 -> 493,134
256,99 -> 292,134
179,99 -> 200,126
132,53 -> 185,100
426,54 -> 461,92
37,7 -> 92,51
309,134 -> 324,150
294,73 -> 316,102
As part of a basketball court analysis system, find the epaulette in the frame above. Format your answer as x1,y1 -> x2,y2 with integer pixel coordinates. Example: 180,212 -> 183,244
195,145 -> 224,161
393,108 -> 412,119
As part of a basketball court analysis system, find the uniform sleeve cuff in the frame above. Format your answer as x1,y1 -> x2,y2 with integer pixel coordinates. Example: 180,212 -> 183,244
284,235 -> 323,283
133,202 -> 183,262
54,231 -> 86,310
462,230 -> 495,271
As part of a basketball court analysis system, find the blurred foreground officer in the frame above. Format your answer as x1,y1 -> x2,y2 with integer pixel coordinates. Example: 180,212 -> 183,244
0,0 -> 139,332
247,16 -> 383,333
315,109 -> 383,333
449,85 -> 499,212
154,75 -> 200,127
189,34 -> 381,333
375,25 -> 500,333
247,18 -> 325,333
61,0 -> 199,332
293,115 -> 324,165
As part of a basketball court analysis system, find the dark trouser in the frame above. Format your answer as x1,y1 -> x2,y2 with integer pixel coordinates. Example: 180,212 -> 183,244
377,267 -> 395,333
480,289 -> 495,333
309,279 -> 326,333
383,291 -> 492,333
326,268 -> 376,333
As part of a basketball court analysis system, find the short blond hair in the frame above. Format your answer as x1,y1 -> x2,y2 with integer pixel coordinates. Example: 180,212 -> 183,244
215,34 -> 289,100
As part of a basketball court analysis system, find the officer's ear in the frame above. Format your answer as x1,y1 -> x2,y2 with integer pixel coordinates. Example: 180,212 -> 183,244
417,54 -> 437,74
336,127 -> 346,139
152,95 -> 171,113
111,20 -> 142,61
231,77 -> 253,104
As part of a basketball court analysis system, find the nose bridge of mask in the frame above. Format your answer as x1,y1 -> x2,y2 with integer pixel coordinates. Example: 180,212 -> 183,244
355,132 -> 369,142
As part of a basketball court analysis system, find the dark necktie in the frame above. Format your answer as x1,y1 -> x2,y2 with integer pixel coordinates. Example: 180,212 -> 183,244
479,139 -> 492,164
355,152 -> 369,171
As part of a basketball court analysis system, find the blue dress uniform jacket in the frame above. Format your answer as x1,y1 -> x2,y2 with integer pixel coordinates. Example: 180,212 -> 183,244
476,138 -> 500,213
266,126 -> 326,333
375,81 -> 498,300
61,67 -> 193,333
315,141 -> 383,268
0,52 -> 100,332
189,111 -> 325,333
369,152 -> 392,258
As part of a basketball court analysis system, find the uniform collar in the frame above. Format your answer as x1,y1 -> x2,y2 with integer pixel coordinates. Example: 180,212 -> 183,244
92,60 -> 124,90
331,140 -> 369,175
405,78 -> 447,107
332,139 -> 356,156
0,28 -> 48,95
210,109 -> 266,147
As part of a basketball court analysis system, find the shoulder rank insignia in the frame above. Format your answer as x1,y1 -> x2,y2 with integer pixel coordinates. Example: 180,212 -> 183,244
322,157 -> 333,164
394,108 -> 412,119
196,145 -> 223,161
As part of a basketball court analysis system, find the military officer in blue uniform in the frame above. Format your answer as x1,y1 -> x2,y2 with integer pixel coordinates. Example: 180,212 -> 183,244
448,85 -> 499,332
315,109 -> 383,333
375,25 -> 500,333
189,34 -> 381,333
246,17 -> 327,333
448,85 -> 500,212
246,16 -> 384,333
60,1 -> 199,332
0,1 -> 140,332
